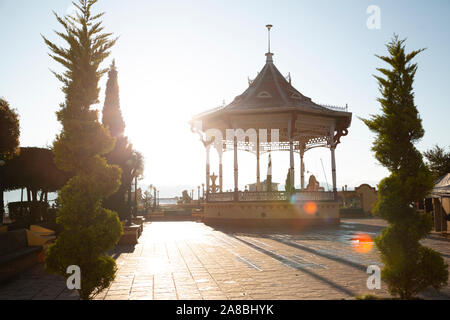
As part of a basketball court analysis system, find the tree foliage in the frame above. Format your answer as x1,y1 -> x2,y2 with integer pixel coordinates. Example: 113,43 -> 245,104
423,145 -> 450,179
0,97 -> 20,221
284,169 -> 294,193
0,98 -> 20,160
362,35 -> 448,299
42,0 -> 122,300
101,61 -> 133,220
2,147 -> 68,194
102,60 -> 125,137
141,186 -> 153,212
127,150 -> 144,217
129,150 -> 144,181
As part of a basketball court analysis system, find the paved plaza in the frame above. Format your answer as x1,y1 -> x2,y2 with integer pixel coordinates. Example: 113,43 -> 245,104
0,219 -> 449,300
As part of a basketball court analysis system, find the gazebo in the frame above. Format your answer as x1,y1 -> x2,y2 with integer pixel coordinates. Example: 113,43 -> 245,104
190,26 -> 352,228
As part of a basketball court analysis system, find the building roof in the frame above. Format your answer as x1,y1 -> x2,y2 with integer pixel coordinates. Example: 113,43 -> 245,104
225,53 -> 329,112
192,52 -> 351,122
248,179 -> 279,187
429,173 -> 450,198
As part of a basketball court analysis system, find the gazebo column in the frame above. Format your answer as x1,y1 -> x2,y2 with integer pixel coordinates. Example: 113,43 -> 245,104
300,149 -> 305,190
206,145 -> 210,199
330,123 -> 337,199
233,136 -> 239,201
289,138 -> 295,191
330,146 -> 337,198
219,151 -> 223,193
256,133 -> 261,191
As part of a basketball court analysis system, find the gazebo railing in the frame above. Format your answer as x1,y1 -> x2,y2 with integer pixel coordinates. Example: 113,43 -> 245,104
207,191 -> 335,202
293,191 -> 335,201
239,191 -> 289,201
208,192 -> 235,202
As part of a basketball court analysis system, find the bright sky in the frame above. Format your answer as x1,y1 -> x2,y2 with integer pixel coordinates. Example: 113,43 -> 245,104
1,0 -> 449,198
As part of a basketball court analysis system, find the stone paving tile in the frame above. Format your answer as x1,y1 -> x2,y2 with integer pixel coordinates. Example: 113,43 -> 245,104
1,219 -> 449,300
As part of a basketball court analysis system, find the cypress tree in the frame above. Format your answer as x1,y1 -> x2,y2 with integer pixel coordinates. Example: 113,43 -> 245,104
363,35 -> 448,299
102,60 -> 133,221
284,169 -> 294,193
102,60 -> 125,137
43,0 -> 123,299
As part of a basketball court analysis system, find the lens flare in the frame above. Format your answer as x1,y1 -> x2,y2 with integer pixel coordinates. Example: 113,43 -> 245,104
351,232 -> 373,253
303,201 -> 318,215
290,194 -> 297,204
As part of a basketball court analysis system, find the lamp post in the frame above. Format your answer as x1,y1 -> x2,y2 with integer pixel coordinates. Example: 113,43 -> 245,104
133,175 -> 138,217
153,187 -> 157,210
201,183 -> 205,200
197,186 -> 200,208
125,159 -> 133,226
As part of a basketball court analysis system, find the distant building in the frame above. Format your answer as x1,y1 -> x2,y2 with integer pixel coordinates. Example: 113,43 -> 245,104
337,184 -> 377,215
248,179 -> 279,192
428,173 -> 449,233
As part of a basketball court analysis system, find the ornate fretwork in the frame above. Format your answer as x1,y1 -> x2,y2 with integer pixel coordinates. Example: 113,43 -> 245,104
333,128 -> 349,147
219,134 -> 331,154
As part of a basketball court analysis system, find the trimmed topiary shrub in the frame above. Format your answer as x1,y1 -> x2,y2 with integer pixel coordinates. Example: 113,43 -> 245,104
363,35 -> 448,299
42,0 -> 123,299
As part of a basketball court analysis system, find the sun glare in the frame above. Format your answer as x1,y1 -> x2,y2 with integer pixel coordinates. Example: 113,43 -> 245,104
351,232 -> 374,254
303,201 -> 318,215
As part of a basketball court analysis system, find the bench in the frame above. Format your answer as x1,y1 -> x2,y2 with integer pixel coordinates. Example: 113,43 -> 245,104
0,229 -> 43,283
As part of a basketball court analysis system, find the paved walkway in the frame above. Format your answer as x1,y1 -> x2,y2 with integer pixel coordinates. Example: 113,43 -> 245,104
0,219 -> 448,300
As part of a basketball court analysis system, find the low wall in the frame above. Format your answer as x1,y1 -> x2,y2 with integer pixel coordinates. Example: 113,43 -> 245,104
203,200 -> 339,229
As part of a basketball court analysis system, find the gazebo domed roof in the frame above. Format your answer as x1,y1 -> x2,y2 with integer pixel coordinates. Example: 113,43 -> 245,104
192,52 -> 352,129
224,53 -> 328,112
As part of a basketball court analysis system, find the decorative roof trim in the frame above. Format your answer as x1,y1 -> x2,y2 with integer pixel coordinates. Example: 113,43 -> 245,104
256,91 -> 272,98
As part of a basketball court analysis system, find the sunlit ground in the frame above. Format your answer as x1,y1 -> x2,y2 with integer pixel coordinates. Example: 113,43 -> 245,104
0,219 -> 448,300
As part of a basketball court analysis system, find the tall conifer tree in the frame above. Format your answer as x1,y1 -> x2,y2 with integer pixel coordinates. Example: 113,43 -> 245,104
102,60 -> 125,137
43,0 -> 123,299
363,35 -> 448,299
102,60 -> 133,221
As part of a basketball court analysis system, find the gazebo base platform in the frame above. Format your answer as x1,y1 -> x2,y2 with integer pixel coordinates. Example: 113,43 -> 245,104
202,201 -> 340,230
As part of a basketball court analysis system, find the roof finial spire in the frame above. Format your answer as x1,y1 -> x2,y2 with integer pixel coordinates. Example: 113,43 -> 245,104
265,24 -> 274,63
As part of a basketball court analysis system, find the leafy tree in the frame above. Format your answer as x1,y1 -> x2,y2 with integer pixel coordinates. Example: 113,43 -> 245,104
0,98 -> 20,223
362,35 -> 448,299
0,98 -> 20,159
1,147 -> 67,224
2,147 -> 68,197
141,186 -> 153,213
102,60 -> 133,220
128,150 -> 144,218
423,145 -> 450,179
3,147 -> 69,223
42,0 -> 122,299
